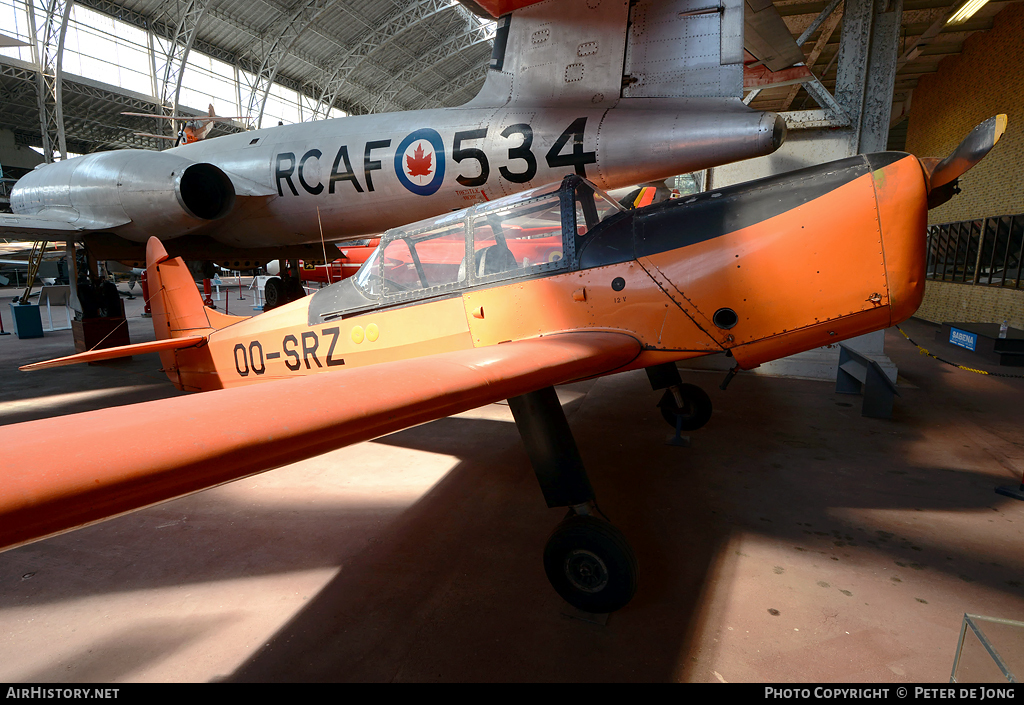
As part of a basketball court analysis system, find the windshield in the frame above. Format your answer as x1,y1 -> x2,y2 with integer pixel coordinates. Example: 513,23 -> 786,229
352,244 -> 384,296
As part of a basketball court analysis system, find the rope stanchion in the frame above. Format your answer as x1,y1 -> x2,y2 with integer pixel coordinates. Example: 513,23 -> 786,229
894,326 -> 1024,379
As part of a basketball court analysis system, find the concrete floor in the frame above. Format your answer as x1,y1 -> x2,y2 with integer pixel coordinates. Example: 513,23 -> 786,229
0,286 -> 1022,682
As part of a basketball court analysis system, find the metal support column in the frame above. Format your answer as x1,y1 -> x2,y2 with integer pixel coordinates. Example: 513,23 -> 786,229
157,0 -> 210,138
244,0 -> 329,128
703,0 -> 904,382
834,0 -> 904,154
31,0 -> 73,163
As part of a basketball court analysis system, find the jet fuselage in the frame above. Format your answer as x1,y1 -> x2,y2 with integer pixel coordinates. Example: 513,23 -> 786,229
10,100 -> 784,252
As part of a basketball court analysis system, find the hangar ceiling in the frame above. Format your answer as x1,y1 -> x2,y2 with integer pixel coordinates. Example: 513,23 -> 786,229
749,0 -> 1022,149
0,0 -> 1017,157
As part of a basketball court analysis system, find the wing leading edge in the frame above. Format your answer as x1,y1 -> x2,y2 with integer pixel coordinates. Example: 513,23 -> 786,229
0,331 -> 640,552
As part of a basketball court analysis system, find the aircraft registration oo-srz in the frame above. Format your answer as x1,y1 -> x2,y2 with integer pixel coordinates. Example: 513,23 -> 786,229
0,116 -> 1004,613
1,0 -> 785,282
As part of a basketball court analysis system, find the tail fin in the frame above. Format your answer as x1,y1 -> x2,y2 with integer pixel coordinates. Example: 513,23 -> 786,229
146,236 -> 246,339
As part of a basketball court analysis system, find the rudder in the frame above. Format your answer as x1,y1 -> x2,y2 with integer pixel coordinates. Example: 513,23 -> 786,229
146,236 -> 246,340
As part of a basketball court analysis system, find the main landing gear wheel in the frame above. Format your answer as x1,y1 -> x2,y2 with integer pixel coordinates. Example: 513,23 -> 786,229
658,383 -> 712,431
543,514 -> 638,613
264,277 -> 285,309
264,276 -> 305,310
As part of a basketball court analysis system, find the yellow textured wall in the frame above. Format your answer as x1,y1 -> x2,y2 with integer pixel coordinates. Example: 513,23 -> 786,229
915,280 -> 1024,328
905,3 -> 1024,326
904,2 -> 1024,225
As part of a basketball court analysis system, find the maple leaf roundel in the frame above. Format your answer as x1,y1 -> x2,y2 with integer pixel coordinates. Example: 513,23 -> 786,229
394,128 -> 446,197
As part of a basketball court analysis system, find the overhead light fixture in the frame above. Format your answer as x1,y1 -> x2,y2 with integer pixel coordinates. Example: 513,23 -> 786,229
946,0 -> 990,25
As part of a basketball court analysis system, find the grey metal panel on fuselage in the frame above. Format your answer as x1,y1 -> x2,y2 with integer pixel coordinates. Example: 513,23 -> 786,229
623,0 -> 744,99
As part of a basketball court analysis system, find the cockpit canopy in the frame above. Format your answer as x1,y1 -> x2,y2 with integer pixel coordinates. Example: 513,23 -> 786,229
309,175 -> 624,324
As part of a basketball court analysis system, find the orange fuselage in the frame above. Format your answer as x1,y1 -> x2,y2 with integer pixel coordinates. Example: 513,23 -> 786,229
153,152 -> 928,393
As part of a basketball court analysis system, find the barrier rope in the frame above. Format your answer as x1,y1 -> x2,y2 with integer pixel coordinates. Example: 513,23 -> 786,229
894,325 -> 1024,379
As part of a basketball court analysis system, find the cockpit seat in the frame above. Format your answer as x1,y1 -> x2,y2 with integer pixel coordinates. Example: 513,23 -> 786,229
475,244 -> 518,276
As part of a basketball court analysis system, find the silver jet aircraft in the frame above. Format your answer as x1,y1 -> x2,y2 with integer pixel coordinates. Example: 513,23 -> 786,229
2,0 -> 786,305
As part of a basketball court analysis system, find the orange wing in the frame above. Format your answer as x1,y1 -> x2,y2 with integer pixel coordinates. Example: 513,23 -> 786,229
0,331 -> 640,552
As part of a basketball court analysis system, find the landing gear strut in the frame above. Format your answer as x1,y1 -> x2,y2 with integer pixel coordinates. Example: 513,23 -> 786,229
508,386 -> 638,613
646,362 -> 712,431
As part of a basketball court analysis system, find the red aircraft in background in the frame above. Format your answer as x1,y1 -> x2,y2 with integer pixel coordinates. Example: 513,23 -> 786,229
297,239 -> 380,284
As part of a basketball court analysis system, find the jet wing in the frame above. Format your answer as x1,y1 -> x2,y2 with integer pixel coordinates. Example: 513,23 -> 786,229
0,212 -> 131,239
0,213 -> 87,239
0,331 -> 640,552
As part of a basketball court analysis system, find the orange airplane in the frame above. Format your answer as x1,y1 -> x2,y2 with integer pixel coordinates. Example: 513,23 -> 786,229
0,116 -> 1005,613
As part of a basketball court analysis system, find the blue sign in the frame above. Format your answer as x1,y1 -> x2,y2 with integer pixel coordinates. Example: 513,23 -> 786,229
949,327 -> 978,351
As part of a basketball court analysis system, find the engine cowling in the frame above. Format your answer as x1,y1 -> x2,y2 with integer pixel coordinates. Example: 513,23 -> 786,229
10,150 -> 236,241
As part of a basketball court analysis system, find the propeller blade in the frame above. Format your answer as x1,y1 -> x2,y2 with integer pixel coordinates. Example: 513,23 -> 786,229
927,114 -> 1007,190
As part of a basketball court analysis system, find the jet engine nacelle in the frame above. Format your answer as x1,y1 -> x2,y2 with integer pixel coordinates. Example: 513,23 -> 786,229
10,150 -> 236,241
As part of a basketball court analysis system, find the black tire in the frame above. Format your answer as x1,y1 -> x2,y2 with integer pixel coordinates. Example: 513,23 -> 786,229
264,277 -> 285,310
543,514 -> 638,613
658,383 -> 712,431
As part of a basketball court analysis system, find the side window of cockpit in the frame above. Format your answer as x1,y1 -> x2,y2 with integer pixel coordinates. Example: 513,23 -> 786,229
412,225 -> 468,288
380,238 -> 419,295
472,197 -> 566,280
380,222 -> 468,298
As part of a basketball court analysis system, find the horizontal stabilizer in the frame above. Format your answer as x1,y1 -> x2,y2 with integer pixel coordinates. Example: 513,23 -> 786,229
20,335 -> 207,371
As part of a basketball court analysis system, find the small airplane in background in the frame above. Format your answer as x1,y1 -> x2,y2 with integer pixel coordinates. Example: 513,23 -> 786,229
0,115 -> 1005,613
125,104 -> 250,147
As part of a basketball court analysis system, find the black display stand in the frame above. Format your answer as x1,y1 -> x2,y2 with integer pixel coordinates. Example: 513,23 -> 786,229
937,322 -> 1024,366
